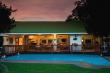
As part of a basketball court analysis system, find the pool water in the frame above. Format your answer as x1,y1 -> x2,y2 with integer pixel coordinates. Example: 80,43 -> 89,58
5,54 -> 110,66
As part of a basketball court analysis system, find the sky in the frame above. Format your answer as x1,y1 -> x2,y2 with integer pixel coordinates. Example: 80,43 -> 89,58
1,0 -> 77,21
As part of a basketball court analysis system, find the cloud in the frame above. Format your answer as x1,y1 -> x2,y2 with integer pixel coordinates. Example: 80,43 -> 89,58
3,0 -> 77,21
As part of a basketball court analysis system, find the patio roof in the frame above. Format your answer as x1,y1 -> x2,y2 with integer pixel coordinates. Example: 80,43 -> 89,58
10,20 -> 87,34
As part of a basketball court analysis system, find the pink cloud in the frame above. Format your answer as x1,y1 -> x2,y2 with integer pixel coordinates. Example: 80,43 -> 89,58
2,0 -> 77,21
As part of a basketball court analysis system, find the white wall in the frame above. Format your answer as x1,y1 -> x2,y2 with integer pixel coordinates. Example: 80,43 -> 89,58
70,34 -> 82,45
3,36 -> 16,53
3,37 -> 9,45
3,37 -> 16,45
70,34 -> 82,51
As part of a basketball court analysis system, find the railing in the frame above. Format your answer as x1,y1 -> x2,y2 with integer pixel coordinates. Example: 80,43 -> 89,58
3,45 -> 24,54
3,45 -> 101,54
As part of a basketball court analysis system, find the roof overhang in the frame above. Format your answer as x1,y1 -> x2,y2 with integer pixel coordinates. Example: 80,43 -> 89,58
10,21 -> 87,33
4,32 -> 88,35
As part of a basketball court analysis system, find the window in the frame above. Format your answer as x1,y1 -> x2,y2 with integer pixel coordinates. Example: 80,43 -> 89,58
41,40 -> 46,44
48,39 -> 53,44
85,39 -> 92,49
61,38 -> 67,43
9,38 -> 13,44
85,39 -> 91,43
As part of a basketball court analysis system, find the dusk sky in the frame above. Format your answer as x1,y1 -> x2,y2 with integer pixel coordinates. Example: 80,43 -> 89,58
2,0 -> 77,21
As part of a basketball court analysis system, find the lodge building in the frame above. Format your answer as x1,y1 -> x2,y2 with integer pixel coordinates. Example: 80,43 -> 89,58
1,21 -> 101,54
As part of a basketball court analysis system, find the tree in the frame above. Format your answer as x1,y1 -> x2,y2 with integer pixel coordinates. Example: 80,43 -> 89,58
66,0 -> 110,55
0,1 -> 16,55
65,15 -> 74,22
66,0 -> 109,36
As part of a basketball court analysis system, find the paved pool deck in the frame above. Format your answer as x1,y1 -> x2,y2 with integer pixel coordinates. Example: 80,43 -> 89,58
1,60 -> 110,69
1,54 -> 110,69
105,56 -> 110,60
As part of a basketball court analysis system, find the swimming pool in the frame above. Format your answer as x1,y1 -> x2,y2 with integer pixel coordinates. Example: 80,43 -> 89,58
4,54 -> 110,66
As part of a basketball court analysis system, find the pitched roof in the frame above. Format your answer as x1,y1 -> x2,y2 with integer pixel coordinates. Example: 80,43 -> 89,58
10,20 -> 86,33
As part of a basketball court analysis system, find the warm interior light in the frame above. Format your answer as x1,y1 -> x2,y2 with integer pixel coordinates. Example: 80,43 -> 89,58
29,35 -> 34,39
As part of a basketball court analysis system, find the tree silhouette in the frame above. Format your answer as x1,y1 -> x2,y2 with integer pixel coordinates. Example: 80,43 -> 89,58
66,0 -> 109,36
0,1 -> 16,54
65,15 -> 73,22
66,0 -> 110,55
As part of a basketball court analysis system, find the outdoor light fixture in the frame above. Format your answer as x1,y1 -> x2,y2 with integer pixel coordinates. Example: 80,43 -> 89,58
82,40 -> 83,42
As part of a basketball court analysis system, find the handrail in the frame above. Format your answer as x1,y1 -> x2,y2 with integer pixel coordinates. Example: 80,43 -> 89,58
3,45 -> 100,54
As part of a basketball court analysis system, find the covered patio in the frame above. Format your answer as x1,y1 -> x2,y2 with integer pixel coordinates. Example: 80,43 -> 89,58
2,21 -> 101,54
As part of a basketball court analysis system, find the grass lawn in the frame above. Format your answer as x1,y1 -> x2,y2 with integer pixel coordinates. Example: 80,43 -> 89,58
1,62 -> 110,73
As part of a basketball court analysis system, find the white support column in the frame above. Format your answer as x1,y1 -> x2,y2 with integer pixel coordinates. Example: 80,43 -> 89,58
53,34 -> 57,51
3,36 -> 9,45
13,36 -> 16,53
3,36 -> 9,53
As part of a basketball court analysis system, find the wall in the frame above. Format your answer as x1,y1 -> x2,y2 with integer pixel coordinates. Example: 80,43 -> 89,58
3,36 -> 16,53
3,36 -> 9,45
70,34 -> 82,51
